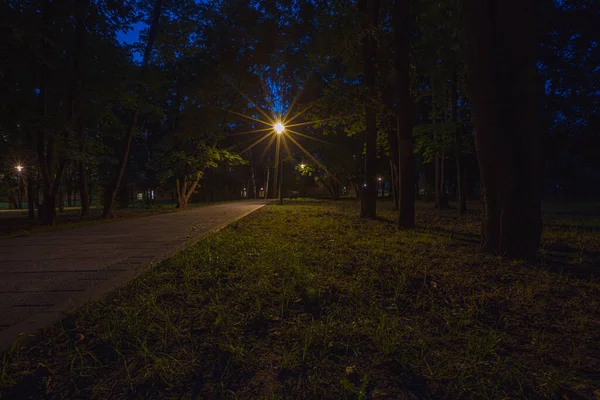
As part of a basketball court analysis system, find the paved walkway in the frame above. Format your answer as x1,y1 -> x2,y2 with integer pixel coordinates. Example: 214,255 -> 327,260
0,201 -> 266,350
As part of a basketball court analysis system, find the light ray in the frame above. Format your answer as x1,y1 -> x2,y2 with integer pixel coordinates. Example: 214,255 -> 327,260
286,133 -> 345,188
282,103 -> 314,125
224,108 -> 273,127
281,91 -> 300,123
260,79 -> 278,120
230,127 -> 274,137
235,88 -> 276,125
239,131 -> 274,154
223,76 -> 276,125
286,128 -> 331,144
284,115 -> 358,129
259,133 -> 277,163
281,134 -> 293,160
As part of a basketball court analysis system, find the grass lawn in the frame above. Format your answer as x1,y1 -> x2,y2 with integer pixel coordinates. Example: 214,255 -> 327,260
1,200 -> 599,399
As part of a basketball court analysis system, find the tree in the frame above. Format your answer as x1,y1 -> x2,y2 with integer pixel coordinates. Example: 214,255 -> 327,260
394,0 -> 415,228
73,0 -> 91,217
461,0 -> 542,260
102,0 -> 164,218
359,0 -> 380,219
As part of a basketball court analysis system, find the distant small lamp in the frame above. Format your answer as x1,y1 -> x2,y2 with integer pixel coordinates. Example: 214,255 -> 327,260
15,165 -> 23,173
274,122 -> 285,134
300,163 -> 306,169
378,177 -> 382,181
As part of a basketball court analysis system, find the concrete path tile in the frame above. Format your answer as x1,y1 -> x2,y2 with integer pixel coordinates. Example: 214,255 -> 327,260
0,200 -> 266,350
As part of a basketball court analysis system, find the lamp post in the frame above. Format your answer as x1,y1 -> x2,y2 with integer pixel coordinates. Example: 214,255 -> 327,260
15,165 -> 24,209
274,121 -> 285,205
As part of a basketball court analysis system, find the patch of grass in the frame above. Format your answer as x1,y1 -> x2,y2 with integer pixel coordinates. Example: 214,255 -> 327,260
1,200 -> 599,399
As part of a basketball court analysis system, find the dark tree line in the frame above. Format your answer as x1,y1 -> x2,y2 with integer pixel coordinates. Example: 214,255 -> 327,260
1,0 -> 597,260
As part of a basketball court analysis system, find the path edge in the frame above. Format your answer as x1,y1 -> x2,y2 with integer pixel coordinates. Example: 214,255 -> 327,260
0,203 -> 267,354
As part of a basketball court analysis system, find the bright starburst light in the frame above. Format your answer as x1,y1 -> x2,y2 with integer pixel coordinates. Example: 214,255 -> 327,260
224,75 -> 355,198
274,122 -> 285,134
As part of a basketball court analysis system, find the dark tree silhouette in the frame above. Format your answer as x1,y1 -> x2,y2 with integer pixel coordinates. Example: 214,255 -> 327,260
359,0 -> 380,219
461,0 -> 542,260
394,0 -> 415,228
102,0 -> 164,218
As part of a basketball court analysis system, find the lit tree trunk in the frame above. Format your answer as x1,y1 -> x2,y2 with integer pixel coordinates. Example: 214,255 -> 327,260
58,183 -> 65,213
359,0 -> 380,219
461,0 -> 542,260
176,172 -> 201,209
264,165 -> 270,200
102,0 -> 163,218
27,175 -> 35,219
250,163 -> 257,199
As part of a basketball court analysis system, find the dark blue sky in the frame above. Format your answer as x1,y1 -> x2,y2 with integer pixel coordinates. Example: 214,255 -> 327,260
116,22 -> 146,61
116,22 -> 145,45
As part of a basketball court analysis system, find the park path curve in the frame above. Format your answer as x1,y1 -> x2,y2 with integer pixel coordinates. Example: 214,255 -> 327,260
0,201 -> 266,351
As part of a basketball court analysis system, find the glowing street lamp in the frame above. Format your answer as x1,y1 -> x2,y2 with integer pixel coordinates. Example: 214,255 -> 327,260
274,121 -> 285,134
14,166 -> 25,209
300,163 -> 306,169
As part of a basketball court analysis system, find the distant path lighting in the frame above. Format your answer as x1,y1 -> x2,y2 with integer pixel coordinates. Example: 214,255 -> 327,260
225,79 -> 353,205
274,121 -> 285,134
14,165 -> 24,209
300,163 -> 306,169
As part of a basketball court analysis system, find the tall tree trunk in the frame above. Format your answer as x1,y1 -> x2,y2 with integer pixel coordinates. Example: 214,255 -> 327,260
250,163 -> 257,199
455,153 -> 467,214
102,0 -> 164,218
78,116 -> 90,217
440,149 -> 445,197
278,157 -> 283,205
58,183 -> 65,213
394,0 -> 415,227
27,175 -> 35,219
74,0 -> 91,218
359,0 -> 379,219
36,1 -> 69,225
454,85 -> 467,215
434,153 -> 440,207
264,166 -> 270,200
461,0 -> 542,261
390,160 -> 398,210
383,74 -> 399,210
